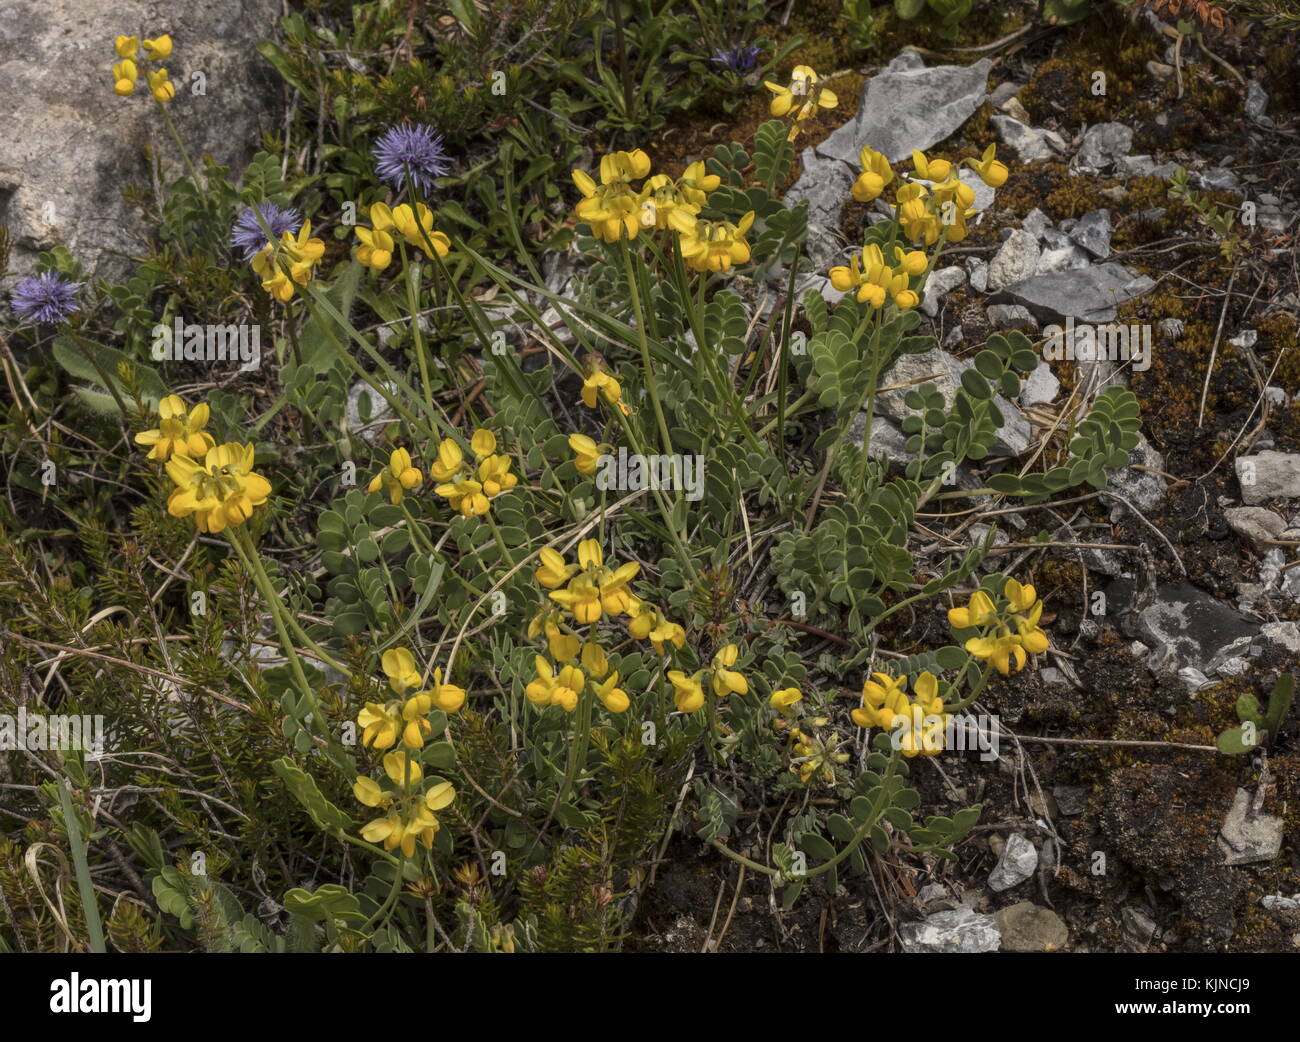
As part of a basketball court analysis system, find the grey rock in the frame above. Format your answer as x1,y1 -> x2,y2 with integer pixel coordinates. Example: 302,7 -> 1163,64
783,148 -> 856,269
1117,154 -> 1179,179
990,115 -> 1057,162
1224,506 -> 1287,545
921,266 -> 967,317
1035,238 -> 1091,276
1019,361 -> 1060,406
1219,788 -> 1283,866
993,263 -> 1155,324
987,229 -> 1041,291
1053,786 -> 1090,816
1193,167 -> 1241,192
986,304 -> 1038,333
1159,317 -> 1186,340
966,257 -> 988,294
819,55 -> 993,166
1070,209 -> 1113,258
347,380 -> 399,445
1122,906 -> 1158,952
988,832 -> 1038,892
1260,621 -> 1300,655
1250,76 -> 1280,121
995,902 -> 1069,952
1107,432 -> 1168,520
942,324 -> 965,350
1237,451 -> 1300,505
877,348 -> 1032,456
846,414 -> 914,470
1072,122 -> 1133,173
1022,208 -> 1052,240
989,81 -> 1023,107
1261,894 -> 1300,913
1111,579 -> 1260,674
1146,60 -> 1175,81
0,0 -> 282,279
899,906 -> 1001,953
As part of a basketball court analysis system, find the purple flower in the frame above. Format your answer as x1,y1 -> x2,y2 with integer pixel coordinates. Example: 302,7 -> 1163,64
10,271 -> 83,325
230,201 -> 303,261
372,124 -> 451,196
711,46 -> 761,74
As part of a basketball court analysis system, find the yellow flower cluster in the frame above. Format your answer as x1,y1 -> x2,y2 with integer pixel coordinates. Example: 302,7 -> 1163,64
851,671 -> 950,758
763,65 -> 837,140
829,243 -> 927,310
354,750 -> 456,858
367,448 -> 422,505
357,647 -> 465,752
135,395 -> 271,534
428,429 -> 517,518
571,149 -> 754,272
111,34 -> 175,102
580,358 -> 630,415
251,222 -> 327,302
948,579 -> 1049,676
353,202 -> 450,272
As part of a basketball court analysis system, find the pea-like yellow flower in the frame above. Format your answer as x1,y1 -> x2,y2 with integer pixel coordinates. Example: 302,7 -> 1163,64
134,394 -> 215,462
356,755 -> 455,858
381,647 -> 422,694
676,160 -> 721,208
429,430 -> 516,518
367,447 -> 422,504
852,672 -> 910,730
390,203 -> 450,260
764,65 -> 837,123
357,701 -> 402,749
164,443 -> 270,533
668,670 -> 706,714
547,539 -> 640,624
911,150 -> 953,182
147,68 -> 175,103
536,547 -> 577,589
627,602 -> 685,654
428,667 -> 467,713
947,590 -> 997,630
581,362 -> 628,413
893,247 -> 929,277
966,143 -> 1009,188
950,580 -> 1049,676
710,644 -> 747,698
142,35 -> 173,60
354,202 -> 396,271
114,35 -> 140,59
525,656 -> 584,712
580,641 -> 609,679
572,149 -> 652,243
829,244 -> 912,309
594,672 -> 630,713
852,146 -> 894,203
770,687 -> 803,713
673,210 -> 755,273
112,59 -> 138,96
251,219 -> 326,301
568,433 -> 603,476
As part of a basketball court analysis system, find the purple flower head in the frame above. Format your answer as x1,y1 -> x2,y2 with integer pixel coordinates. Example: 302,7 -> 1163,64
373,124 -> 451,196
230,201 -> 303,261
711,46 -> 761,74
10,271 -> 84,325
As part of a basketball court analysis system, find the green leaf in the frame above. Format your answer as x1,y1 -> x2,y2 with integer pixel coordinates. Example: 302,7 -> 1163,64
271,758 -> 353,833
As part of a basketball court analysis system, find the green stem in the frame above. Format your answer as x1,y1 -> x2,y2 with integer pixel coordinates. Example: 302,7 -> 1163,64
56,779 -> 106,953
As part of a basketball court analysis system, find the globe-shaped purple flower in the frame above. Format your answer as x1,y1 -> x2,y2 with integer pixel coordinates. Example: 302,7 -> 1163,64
373,124 -> 451,196
10,271 -> 84,325
230,201 -> 303,261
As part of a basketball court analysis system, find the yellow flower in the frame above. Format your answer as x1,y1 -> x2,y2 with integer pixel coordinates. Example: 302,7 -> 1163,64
367,447 -> 422,504
112,59 -> 138,96
581,641 -> 609,679
911,150 -> 952,182
764,65 -> 837,123
428,667 -> 466,713
477,453 -> 517,499
594,672 -> 630,713
142,35 -> 173,60
399,692 -> 434,749
641,175 -> 694,231
710,644 -> 747,698
947,590 -> 997,630
677,160 -> 721,207
549,539 -> 639,623
581,363 -> 627,412
354,203 -> 396,271
429,430 -> 516,517
357,763 -> 456,859
852,146 -> 894,203
668,670 -> 705,713
893,247 -> 929,276
545,620 -> 580,663
852,672 -> 910,730
114,35 -> 140,59
135,394 -> 215,462
524,656 -> 584,712
147,68 -> 175,103
381,647 -> 422,694
673,210 -> 754,273
572,150 -> 652,243
966,632 -> 1027,676
628,602 -> 685,654
357,701 -> 401,749
966,143 -> 1009,188
536,547 -> 577,589
428,439 -> 465,482
390,203 -> 450,259
251,219 -> 326,301
829,244 -> 911,309
568,433 -> 603,476
770,687 -> 803,713
164,443 -> 270,533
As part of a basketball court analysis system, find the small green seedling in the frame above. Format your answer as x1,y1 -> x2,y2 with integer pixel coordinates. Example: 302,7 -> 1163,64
1217,672 -> 1294,755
